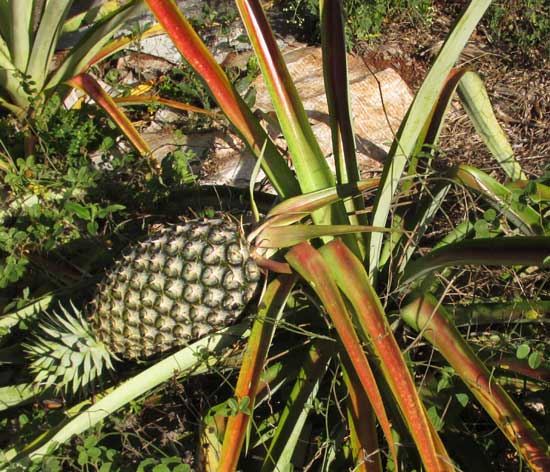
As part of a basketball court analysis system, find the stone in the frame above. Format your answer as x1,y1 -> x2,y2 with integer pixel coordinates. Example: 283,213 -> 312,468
201,46 -> 414,189
252,46 -> 413,172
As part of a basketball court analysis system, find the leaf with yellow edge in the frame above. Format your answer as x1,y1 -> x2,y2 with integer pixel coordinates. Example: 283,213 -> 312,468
285,242 -> 398,466
318,240 -> 453,471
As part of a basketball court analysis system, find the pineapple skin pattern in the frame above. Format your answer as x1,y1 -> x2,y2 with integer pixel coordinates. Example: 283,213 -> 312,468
91,218 -> 262,360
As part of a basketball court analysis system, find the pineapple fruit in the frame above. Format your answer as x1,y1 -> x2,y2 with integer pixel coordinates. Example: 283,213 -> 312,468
26,218 -> 262,394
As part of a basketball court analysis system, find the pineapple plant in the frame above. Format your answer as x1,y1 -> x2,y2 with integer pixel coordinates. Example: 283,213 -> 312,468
6,0 -> 550,470
26,218 -> 262,393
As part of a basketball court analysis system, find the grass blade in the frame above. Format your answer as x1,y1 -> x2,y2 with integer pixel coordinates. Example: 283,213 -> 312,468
401,295 -> 550,471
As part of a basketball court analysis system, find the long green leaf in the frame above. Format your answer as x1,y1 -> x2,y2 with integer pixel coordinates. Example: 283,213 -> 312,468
368,0 -> 491,276
26,0 -> 72,91
401,295 -> 550,471
144,0 -> 299,199
457,71 -> 525,181
46,0 -> 147,90
2,323 -> 250,468
260,342 -> 332,472
319,240 -> 453,471
402,236 -> 550,285
8,0 -> 32,72
446,300 -> 550,326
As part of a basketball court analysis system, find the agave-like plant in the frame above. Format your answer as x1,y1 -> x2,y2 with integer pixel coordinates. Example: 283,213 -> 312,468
2,0 -> 550,470
0,0 -> 159,156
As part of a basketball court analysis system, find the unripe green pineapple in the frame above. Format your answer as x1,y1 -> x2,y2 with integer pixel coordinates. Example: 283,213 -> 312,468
26,218 -> 262,394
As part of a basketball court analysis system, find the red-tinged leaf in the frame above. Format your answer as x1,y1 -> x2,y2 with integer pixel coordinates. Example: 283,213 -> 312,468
65,73 -> 154,163
266,179 -> 379,222
144,0 -> 299,199
235,0 -> 334,196
218,275 -> 296,472
402,295 -> 550,471
255,224 -> 394,249
320,0 -> 369,235
485,356 -> 550,383
247,179 -> 379,245
402,236 -> 550,285
319,240 -> 452,471
320,0 -> 360,187
113,95 -> 221,117
341,361 -> 383,472
285,243 -> 397,465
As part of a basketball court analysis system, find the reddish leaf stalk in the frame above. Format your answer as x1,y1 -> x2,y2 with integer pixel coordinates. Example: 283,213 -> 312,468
319,240 -> 453,471
402,295 -> 550,471
235,0 -> 337,199
144,0 -> 298,198
218,275 -> 296,472
285,243 -> 397,464
341,361 -> 383,472
65,73 -> 154,162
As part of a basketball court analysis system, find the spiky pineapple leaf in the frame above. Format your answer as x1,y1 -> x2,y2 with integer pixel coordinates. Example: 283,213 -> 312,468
25,302 -> 114,396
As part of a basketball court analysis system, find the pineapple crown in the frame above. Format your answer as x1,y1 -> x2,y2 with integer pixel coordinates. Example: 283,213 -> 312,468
24,302 -> 115,396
